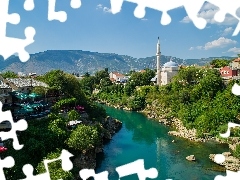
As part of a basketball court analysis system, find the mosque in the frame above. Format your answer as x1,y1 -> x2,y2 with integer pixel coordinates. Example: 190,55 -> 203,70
151,37 -> 179,85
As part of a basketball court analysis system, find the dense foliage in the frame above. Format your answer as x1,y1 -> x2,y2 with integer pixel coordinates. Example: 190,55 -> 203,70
2,70 -> 107,179
1,71 -> 18,78
66,124 -> 101,151
210,59 -> 231,68
95,66 -> 240,140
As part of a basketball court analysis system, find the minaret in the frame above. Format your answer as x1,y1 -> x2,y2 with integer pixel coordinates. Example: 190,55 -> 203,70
156,37 -> 161,85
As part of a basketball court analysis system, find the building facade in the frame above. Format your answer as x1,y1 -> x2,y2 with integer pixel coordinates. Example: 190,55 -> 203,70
161,61 -> 179,85
109,72 -> 129,83
219,66 -> 238,78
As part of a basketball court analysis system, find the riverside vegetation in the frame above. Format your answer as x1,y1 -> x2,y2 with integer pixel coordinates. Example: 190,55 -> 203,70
1,70 -> 122,180
81,60 -> 240,172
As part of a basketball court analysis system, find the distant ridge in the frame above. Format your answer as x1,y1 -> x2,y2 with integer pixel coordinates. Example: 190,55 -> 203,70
0,50 -> 235,75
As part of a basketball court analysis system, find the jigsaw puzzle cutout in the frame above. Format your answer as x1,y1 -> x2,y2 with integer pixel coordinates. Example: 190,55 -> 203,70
48,0 -> 82,22
215,170 -> 240,180
206,0 -> 240,36
0,102 -> 28,150
110,0 -> 206,28
110,0 -> 240,35
116,159 -> 158,180
24,0 -> 35,11
0,156 -> 15,180
20,149 -> 74,180
79,159 -> 158,180
79,169 -> 109,180
212,83 -> 240,180
0,0 -> 82,62
0,0 -> 36,62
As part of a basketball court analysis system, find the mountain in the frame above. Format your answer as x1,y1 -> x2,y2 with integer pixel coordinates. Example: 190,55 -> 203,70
0,50 -> 236,75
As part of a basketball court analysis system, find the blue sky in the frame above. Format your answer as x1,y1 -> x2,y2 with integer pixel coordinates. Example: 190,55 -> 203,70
8,0 -> 240,59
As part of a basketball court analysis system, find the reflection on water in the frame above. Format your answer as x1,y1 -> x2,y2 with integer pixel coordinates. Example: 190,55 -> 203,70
96,105 -> 229,180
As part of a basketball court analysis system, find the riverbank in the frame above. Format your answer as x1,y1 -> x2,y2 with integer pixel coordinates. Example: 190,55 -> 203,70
69,113 -> 122,179
142,101 -> 240,172
97,99 -> 240,172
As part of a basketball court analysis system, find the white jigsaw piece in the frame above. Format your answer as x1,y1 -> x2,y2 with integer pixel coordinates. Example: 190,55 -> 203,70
206,0 -> 240,36
110,0 -> 207,28
24,0 -> 35,11
0,0 -> 36,62
214,170 -> 240,180
79,169 -> 109,180
0,102 -> 28,150
48,0 -> 82,22
0,156 -> 15,180
20,149 -> 74,180
204,0 -> 240,36
115,159 -> 158,180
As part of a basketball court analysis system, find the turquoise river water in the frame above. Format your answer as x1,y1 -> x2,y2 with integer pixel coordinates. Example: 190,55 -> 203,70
96,105 -> 229,180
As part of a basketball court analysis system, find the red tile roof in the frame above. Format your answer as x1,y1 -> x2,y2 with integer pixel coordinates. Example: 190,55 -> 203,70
111,72 -> 125,77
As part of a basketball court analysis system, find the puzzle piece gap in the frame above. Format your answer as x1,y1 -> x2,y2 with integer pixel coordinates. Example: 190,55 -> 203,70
0,156 -> 15,180
70,0 -> 81,9
48,0 -> 67,22
24,0 -> 35,11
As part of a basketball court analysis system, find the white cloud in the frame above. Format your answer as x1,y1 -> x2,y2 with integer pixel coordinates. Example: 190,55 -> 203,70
180,2 -> 238,26
189,46 -> 202,50
227,47 -> 240,54
189,37 -> 237,51
96,4 -> 103,10
180,16 -> 191,23
201,2 -> 218,10
96,4 -> 112,13
103,7 -> 112,13
204,37 -> 237,50
222,27 -> 234,36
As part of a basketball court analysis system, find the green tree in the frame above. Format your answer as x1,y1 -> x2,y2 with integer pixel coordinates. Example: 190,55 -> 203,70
68,110 -> 80,121
210,59 -> 231,68
66,124 -> 101,151
94,69 -> 109,84
1,71 -> 18,78
79,76 -> 96,95
36,149 -> 74,180
83,72 -> 90,77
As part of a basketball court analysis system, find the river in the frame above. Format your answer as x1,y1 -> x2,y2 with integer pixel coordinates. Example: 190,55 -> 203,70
96,105 -> 229,180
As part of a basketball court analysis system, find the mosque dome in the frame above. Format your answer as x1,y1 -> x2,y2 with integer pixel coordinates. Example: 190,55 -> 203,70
163,60 -> 178,67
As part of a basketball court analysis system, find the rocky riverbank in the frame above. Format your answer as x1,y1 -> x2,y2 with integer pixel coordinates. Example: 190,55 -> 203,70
142,103 -> 227,143
142,101 -> 240,172
73,115 -> 122,179
209,152 -> 240,172
96,98 -> 240,172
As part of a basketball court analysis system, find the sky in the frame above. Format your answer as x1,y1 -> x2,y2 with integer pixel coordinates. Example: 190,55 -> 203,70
7,0 -> 240,60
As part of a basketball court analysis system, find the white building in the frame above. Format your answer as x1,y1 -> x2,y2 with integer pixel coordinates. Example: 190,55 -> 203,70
109,72 -> 125,81
109,72 -> 130,83
151,37 -> 179,85
160,60 -> 179,85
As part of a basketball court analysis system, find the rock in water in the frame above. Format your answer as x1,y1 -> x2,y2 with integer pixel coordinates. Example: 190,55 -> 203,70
186,155 -> 196,161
